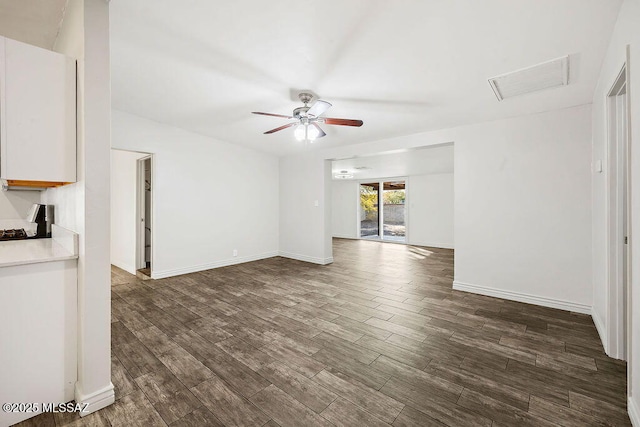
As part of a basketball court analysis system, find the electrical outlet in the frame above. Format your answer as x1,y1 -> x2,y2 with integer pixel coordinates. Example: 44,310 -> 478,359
233,249 -> 238,257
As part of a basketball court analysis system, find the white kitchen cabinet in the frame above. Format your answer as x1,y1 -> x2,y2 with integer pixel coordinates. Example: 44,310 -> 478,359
0,36 -> 76,185
0,226 -> 79,427
0,260 -> 78,427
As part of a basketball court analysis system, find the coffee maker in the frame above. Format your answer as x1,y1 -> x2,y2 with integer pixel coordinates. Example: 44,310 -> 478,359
26,204 -> 54,238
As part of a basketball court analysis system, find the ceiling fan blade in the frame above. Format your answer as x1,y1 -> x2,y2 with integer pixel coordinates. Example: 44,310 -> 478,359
322,118 -> 364,127
312,123 -> 326,138
307,100 -> 332,117
252,111 -> 294,119
264,122 -> 296,134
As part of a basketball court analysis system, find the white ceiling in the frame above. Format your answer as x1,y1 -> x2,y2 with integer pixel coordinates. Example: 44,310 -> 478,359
332,144 -> 453,180
0,0 -> 617,157
110,0 -> 622,157
0,0 -> 67,50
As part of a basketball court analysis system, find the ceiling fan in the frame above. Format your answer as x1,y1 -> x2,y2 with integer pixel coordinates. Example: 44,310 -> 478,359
252,92 -> 363,142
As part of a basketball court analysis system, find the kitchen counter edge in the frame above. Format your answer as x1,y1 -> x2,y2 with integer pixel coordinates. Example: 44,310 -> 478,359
0,224 -> 79,268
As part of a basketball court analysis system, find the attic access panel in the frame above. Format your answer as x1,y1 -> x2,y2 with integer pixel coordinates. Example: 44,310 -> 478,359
488,56 -> 569,101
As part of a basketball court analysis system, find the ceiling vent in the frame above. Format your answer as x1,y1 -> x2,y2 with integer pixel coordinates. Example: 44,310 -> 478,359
488,56 -> 569,101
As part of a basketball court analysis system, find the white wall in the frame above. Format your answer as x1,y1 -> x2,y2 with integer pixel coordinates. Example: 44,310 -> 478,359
453,106 -> 592,313
280,154 -> 332,264
44,0 -> 114,414
408,173 -> 454,249
0,190 -> 40,220
590,0 -> 640,423
331,180 -> 358,239
280,104 -> 593,314
111,109 -> 279,278
331,173 -> 454,249
110,150 -> 147,274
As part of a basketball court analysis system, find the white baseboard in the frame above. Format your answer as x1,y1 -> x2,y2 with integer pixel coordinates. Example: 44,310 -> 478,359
279,251 -> 334,265
408,240 -> 454,249
591,307 -> 608,354
75,382 -> 115,417
332,234 -> 358,240
452,280 -> 591,314
629,396 -> 640,426
152,251 -> 278,279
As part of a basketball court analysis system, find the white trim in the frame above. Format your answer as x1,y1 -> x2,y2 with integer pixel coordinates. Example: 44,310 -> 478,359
278,251 -> 334,265
592,307 -> 607,348
136,155 -> 153,273
151,251 -> 278,279
604,63 -> 630,361
452,281 -> 591,314
332,234 -> 359,240
75,382 -> 115,417
629,396 -> 640,427
408,240 -> 454,250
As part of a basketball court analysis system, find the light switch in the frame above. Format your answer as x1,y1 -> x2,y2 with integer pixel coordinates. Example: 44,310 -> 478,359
314,200 -> 319,207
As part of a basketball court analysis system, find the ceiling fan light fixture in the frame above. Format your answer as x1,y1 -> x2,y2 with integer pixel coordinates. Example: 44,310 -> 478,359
334,173 -> 354,179
252,95 -> 363,142
294,124 -> 306,141
306,124 -> 320,141
294,123 -> 320,142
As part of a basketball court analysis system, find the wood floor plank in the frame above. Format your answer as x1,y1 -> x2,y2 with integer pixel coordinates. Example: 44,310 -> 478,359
249,384 -> 334,427
191,375 -> 270,427
331,315 -> 393,340
312,369 -> 404,423
426,360 -> 530,411
201,346 -> 271,398
131,325 -> 180,357
568,391 -> 632,426
102,389 -> 167,427
215,337 -> 275,372
379,376 -> 492,427
456,388 -> 556,427
459,358 -> 570,407
313,331 -> 381,365
111,354 -> 138,401
364,317 -> 429,342
355,335 -> 431,369
528,395 -> 613,427
260,339 -> 326,378
370,355 -> 463,403
392,405 -> 447,427
157,347 -> 214,388
169,407 -> 224,427
312,347 -> 391,390
320,397 -> 390,427
257,360 -> 338,413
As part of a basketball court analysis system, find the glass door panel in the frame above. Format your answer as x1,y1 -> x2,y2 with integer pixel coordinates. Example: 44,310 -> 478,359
382,181 -> 406,242
360,182 -> 379,238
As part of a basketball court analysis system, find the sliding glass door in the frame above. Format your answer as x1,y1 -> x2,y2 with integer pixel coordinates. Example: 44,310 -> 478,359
360,180 -> 406,242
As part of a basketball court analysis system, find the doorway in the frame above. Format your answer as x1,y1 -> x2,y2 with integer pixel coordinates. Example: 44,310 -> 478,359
607,64 -> 630,361
359,180 -> 406,243
137,156 -> 152,279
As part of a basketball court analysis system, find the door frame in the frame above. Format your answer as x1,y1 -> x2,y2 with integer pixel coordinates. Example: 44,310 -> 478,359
357,177 -> 409,243
136,155 -> 153,272
605,63 -> 631,361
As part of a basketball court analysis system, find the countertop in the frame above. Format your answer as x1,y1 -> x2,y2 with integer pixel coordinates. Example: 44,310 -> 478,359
0,225 -> 78,268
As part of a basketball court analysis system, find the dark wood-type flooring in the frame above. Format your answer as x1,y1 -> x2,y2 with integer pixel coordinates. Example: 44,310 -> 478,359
18,239 -> 630,426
